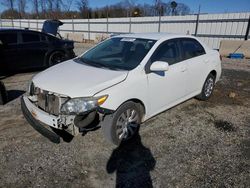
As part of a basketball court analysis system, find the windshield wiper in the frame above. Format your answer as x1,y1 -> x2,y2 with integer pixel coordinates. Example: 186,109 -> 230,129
75,57 -> 103,68
75,57 -> 125,71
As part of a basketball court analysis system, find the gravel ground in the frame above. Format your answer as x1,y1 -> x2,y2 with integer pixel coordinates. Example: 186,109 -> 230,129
0,45 -> 249,188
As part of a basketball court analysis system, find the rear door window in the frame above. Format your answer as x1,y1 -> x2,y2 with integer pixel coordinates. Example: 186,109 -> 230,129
0,33 -> 18,44
22,33 -> 40,43
181,38 -> 206,60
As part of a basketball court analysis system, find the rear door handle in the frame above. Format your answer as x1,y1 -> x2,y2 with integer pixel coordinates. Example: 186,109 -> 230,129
204,59 -> 209,63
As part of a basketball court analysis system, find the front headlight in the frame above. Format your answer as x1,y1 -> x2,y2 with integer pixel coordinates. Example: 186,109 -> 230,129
60,95 -> 108,115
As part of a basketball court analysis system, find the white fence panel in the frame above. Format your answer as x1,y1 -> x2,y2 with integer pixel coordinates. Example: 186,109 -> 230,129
0,12 -> 249,49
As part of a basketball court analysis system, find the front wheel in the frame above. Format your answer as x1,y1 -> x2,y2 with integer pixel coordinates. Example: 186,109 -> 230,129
48,51 -> 65,67
196,73 -> 215,101
102,102 -> 142,145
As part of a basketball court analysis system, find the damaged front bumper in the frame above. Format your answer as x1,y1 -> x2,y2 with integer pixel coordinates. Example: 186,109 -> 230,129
21,96 -> 81,143
21,96 -> 61,143
21,96 -> 114,143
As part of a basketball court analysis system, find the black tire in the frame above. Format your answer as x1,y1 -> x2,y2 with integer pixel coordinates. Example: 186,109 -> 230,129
102,101 -> 143,145
196,73 -> 215,101
47,51 -> 65,67
0,81 -> 8,105
0,91 -> 3,105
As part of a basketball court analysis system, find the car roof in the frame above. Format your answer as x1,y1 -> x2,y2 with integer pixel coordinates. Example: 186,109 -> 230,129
0,27 -> 61,39
0,28 -> 58,37
0,28 -> 22,31
116,32 -> 194,41
0,28 -> 39,33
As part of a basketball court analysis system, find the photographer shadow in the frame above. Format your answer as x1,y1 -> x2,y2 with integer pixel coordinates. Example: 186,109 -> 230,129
106,133 -> 156,188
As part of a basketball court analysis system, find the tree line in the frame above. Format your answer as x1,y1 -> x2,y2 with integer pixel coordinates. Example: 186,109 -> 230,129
0,0 -> 191,19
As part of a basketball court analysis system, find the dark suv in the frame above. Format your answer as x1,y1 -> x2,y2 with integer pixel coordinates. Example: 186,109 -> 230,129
0,20 -> 75,75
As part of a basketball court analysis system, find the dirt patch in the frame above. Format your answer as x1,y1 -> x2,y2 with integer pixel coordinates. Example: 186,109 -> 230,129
207,69 -> 250,107
214,120 -> 235,132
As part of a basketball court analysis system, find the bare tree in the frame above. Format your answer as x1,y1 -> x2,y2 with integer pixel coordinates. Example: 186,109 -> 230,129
1,0 -> 15,11
62,0 -> 74,11
160,2 -> 190,16
47,0 -> 53,12
122,0 -> 137,16
55,0 -> 63,11
77,0 -> 89,18
32,0 -> 39,16
77,0 -> 88,12
154,0 -> 160,16
141,3 -> 155,16
17,0 -> 26,17
0,0 -> 190,19
175,3 -> 190,15
39,0 -> 46,15
1,0 -> 16,19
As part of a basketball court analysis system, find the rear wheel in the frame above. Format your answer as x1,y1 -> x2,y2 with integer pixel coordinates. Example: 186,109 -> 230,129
0,92 -> 2,105
48,51 -> 65,67
102,101 -> 142,145
196,73 -> 215,101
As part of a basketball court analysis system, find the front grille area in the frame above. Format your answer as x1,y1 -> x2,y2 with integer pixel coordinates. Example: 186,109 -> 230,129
37,90 -> 60,116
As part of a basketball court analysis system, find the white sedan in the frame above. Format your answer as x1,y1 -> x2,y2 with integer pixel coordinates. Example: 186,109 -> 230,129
21,33 -> 221,145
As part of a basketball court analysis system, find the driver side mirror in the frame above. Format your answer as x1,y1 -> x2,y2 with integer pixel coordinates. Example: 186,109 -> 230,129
150,61 -> 169,72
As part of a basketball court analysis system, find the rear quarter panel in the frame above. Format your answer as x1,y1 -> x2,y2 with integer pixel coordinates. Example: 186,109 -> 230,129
195,38 -> 221,83
206,49 -> 222,83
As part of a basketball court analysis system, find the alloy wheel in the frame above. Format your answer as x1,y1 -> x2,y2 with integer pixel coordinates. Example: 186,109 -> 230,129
204,77 -> 214,97
116,108 -> 139,140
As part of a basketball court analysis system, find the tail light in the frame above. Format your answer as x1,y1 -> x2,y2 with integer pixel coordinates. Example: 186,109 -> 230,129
220,55 -> 222,61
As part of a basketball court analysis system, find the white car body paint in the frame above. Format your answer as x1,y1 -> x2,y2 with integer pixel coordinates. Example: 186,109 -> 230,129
95,34 -> 221,121
32,60 -> 128,98
26,33 -> 221,125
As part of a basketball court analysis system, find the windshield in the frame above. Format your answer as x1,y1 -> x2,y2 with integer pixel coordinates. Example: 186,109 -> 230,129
79,37 -> 156,70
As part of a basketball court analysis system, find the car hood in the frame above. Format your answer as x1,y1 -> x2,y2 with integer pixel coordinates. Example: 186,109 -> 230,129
32,60 -> 128,98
